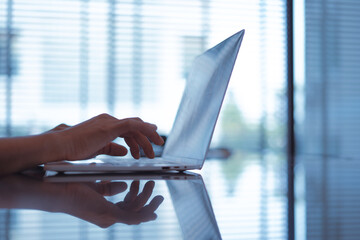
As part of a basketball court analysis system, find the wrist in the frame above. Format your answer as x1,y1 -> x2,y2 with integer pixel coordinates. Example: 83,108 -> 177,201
41,131 -> 67,163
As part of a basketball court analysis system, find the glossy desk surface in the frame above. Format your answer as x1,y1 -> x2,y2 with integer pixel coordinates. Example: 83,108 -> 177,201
0,156 -> 288,240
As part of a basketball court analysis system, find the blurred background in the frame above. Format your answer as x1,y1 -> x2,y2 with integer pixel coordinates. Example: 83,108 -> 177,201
1,0 -> 359,239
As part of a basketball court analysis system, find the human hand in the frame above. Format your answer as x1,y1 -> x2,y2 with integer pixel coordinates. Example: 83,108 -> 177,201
48,114 -> 164,161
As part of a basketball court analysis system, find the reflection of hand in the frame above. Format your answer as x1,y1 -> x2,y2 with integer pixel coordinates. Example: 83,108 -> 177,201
116,181 -> 164,225
0,175 -> 164,228
49,114 -> 165,160
64,180 -> 164,227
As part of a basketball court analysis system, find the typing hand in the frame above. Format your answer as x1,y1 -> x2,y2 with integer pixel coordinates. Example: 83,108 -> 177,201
48,114 -> 164,160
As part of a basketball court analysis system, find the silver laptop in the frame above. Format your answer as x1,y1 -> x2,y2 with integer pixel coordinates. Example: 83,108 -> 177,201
44,30 -> 245,173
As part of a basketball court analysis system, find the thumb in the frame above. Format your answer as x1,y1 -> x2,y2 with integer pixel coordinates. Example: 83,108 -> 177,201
98,142 -> 128,156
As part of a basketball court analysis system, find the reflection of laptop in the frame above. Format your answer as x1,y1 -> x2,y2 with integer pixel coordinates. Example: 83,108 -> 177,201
45,172 -> 222,239
167,176 -> 222,240
45,30 -> 245,173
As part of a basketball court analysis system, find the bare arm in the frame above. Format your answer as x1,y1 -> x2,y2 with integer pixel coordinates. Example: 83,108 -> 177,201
0,133 -> 62,175
0,114 -> 164,175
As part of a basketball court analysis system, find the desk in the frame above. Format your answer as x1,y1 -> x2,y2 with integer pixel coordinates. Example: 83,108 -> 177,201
0,155 -> 287,240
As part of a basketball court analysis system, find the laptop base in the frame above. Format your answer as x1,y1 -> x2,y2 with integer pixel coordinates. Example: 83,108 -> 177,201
44,157 -> 197,173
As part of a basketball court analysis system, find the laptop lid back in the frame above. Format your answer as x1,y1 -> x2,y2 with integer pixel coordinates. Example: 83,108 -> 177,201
162,30 -> 245,167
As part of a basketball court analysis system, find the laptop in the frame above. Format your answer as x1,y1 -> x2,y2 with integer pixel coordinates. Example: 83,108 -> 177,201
44,172 -> 222,239
44,29 -> 245,173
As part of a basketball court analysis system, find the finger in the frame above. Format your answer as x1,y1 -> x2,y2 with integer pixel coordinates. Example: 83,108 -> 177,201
124,180 -> 140,203
142,195 -> 164,213
99,143 -> 128,156
133,133 -> 155,159
118,119 -> 164,146
89,181 -> 128,196
131,181 -> 155,211
140,122 -> 164,146
125,137 -> 140,159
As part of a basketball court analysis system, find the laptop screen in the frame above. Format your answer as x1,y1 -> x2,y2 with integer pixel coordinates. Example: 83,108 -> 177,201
163,30 -> 245,167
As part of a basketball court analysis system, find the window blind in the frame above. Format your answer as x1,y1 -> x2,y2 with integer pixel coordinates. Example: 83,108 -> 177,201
301,0 -> 360,158
298,0 -> 360,239
0,0 -> 287,143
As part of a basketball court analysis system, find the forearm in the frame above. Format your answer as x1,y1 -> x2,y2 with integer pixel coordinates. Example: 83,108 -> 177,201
0,175 -> 68,212
0,133 -> 63,175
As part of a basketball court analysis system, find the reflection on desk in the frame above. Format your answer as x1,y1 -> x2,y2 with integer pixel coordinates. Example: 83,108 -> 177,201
0,172 -> 221,240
